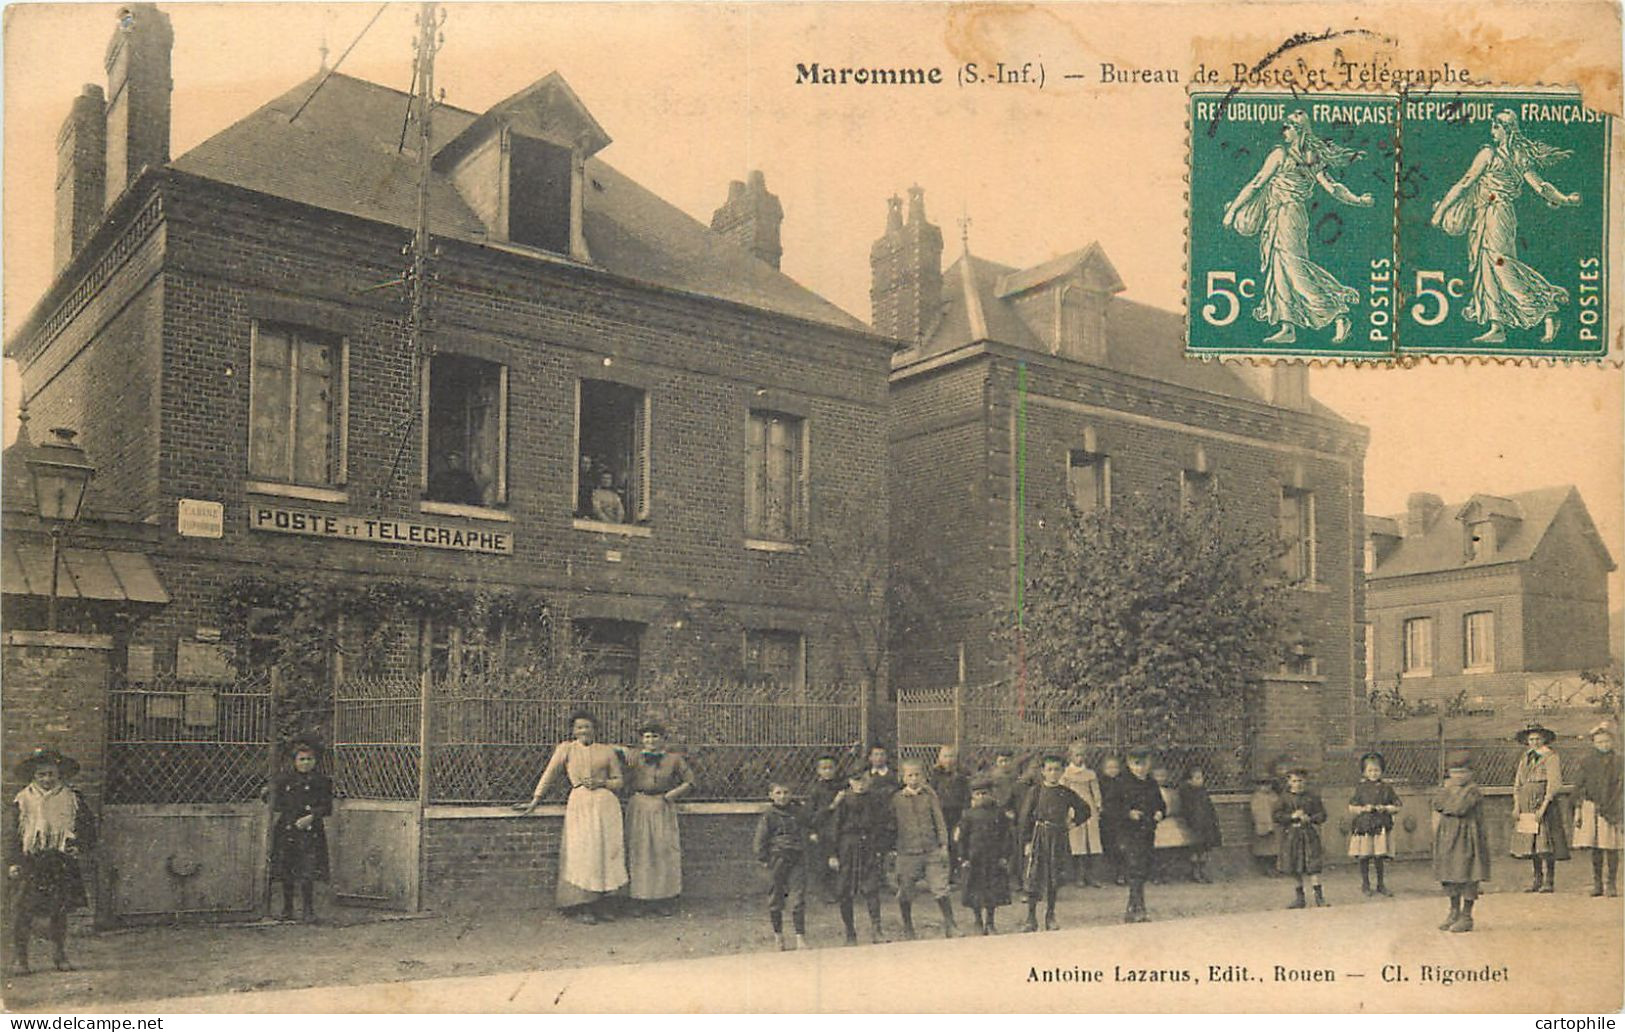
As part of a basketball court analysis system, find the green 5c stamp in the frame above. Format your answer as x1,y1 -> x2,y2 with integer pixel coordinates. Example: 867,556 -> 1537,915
1189,92 -> 1398,358
1398,91 -> 1609,356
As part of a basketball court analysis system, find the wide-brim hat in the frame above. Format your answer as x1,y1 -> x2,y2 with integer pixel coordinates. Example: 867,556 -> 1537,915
1357,751 -> 1386,771
1512,722 -> 1558,744
1124,745 -> 1156,760
14,748 -> 79,781
1590,720 -> 1618,738
1445,749 -> 1474,770
1280,757 -> 1316,776
635,721 -> 667,737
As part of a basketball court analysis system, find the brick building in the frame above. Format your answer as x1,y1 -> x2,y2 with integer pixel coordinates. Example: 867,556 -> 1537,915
4,6 -> 890,916
878,190 -> 1370,767
1365,486 -> 1615,721
8,5 -> 891,694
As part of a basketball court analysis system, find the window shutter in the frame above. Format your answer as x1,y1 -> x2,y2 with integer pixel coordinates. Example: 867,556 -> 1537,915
293,337 -> 333,485
746,414 -> 766,537
249,324 -> 293,480
635,393 -> 652,521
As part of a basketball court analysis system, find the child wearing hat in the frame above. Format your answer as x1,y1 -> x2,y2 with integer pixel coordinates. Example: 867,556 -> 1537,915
624,722 -> 694,916
957,773 -> 1013,934
831,768 -> 894,944
754,780 -> 811,950
1273,763 -> 1329,908
8,748 -> 95,973
1433,750 -> 1490,932
1347,751 -> 1401,896
1111,746 -> 1166,923
267,740 -> 333,923
1511,721 -> 1570,892
1572,721 -> 1621,897
1248,764 -> 1284,876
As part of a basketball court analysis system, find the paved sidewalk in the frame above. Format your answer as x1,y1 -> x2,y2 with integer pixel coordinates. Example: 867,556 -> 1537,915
116,890 -> 1621,1014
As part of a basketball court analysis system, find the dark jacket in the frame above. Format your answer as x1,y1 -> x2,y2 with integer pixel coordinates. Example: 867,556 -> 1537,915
1575,748 -> 1623,824
1110,772 -> 1166,843
1018,782 -> 1090,842
930,766 -> 970,817
755,802 -> 811,861
833,789 -> 895,851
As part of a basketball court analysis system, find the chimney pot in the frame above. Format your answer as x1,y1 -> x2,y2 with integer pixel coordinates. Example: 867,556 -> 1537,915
54,83 -> 107,273
1405,492 -> 1445,537
103,3 -> 174,207
870,186 -> 943,347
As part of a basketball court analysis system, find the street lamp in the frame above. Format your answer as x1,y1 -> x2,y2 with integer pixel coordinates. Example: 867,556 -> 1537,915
24,427 -> 95,631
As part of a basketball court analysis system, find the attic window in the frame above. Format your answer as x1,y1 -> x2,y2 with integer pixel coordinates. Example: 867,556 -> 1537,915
1466,519 -> 1495,560
509,134 -> 573,254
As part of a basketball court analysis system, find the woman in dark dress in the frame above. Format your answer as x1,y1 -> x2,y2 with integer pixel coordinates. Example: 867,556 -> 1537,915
268,741 -> 333,923
8,748 -> 95,974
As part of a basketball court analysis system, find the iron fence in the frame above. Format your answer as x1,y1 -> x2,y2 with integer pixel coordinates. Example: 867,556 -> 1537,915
106,673 -> 274,804
897,681 -> 1251,789
332,675 -> 867,803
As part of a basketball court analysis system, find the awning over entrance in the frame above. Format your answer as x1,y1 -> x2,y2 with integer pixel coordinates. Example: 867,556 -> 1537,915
1,540 -> 170,604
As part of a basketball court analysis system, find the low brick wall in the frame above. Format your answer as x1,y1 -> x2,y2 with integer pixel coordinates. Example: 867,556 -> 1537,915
422,804 -> 762,911
420,788 -> 1536,910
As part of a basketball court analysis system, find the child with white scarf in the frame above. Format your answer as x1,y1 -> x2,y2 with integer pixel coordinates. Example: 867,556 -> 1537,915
8,748 -> 95,974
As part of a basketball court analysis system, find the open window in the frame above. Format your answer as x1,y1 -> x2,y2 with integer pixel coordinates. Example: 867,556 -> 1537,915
575,380 -> 649,524
425,354 -> 507,508
1279,485 -> 1316,583
572,619 -> 642,692
508,134 -> 573,255
249,323 -> 346,487
747,410 -> 807,542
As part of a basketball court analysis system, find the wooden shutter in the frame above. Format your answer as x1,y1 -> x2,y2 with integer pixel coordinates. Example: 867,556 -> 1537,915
249,324 -> 292,480
746,413 -> 766,537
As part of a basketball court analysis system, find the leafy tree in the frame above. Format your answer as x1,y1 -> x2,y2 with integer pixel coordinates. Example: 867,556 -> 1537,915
1011,490 -> 1291,743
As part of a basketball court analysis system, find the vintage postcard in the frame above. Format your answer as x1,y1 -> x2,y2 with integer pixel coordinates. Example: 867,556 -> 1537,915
1,0 -> 1621,1017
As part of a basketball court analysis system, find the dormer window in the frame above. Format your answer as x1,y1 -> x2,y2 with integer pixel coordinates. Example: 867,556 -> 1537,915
509,134 -> 573,254
1466,519 -> 1495,560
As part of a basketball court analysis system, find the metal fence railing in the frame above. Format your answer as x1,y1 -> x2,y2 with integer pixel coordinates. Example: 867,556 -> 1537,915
897,681 -> 1251,790
332,675 -> 868,804
106,674 -> 275,804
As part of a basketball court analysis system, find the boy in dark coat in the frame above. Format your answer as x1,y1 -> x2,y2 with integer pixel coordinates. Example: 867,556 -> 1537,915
268,741 -> 334,923
1112,746 -> 1166,923
754,780 -> 811,950
1018,755 -> 1091,931
832,770 -> 894,944
8,748 -> 95,974
1179,765 -> 1223,883
1096,755 -> 1126,885
805,754 -> 844,903
1274,764 -> 1329,908
957,774 -> 1012,934
930,745 -> 970,876
1433,750 -> 1490,933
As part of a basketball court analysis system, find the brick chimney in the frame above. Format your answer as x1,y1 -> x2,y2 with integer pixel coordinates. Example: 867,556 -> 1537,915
103,3 -> 173,207
1405,492 -> 1444,537
1270,363 -> 1311,410
870,186 -> 943,347
710,170 -> 784,269
54,85 -> 106,273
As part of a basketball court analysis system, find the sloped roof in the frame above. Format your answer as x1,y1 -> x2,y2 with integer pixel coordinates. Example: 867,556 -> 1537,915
170,73 -> 865,332
921,253 -> 1268,403
1367,485 -> 1604,579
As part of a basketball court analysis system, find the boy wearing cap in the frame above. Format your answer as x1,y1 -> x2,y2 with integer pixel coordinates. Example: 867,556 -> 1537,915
1511,721 -> 1570,893
1573,721 -> 1621,897
754,780 -> 811,950
8,748 -> 95,973
1433,751 -> 1490,932
1112,747 -> 1166,923
957,774 -> 1013,934
625,722 -> 694,916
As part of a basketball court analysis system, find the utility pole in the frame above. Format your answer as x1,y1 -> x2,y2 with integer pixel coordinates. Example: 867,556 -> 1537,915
410,2 -> 441,373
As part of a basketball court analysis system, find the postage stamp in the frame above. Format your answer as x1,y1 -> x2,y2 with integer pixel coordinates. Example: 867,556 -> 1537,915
1188,92 -> 1399,359
1396,90 -> 1611,357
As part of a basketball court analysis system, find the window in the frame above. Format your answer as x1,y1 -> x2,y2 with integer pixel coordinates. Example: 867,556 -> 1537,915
508,135 -> 573,254
425,354 -> 507,507
1363,623 -> 1376,687
1279,486 -> 1316,583
575,380 -> 649,524
249,324 -> 345,486
1464,611 -> 1496,671
1281,651 -> 1318,678
1402,617 -> 1434,676
1364,538 -> 1377,575
744,629 -> 806,690
422,616 -> 505,684
747,411 -> 807,542
1180,469 -> 1214,509
1466,520 -> 1495,560
1067,450 -> 1110,513
572,619 -> 642,692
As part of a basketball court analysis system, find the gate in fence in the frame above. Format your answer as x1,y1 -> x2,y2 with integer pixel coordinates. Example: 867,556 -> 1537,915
102,673 -> 275,924
329,674 -> 869,911
897,681 -> 1251,790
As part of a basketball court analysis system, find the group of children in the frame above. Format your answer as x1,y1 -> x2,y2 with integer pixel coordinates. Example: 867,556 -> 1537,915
753,741 -> 1229,946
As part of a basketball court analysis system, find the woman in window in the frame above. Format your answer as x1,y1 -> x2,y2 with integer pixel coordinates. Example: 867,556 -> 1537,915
515,711 -> 628,923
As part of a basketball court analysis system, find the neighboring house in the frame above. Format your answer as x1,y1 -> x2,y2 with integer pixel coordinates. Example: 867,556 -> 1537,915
878,189 -> 1370,764
6,5 -> 891,700
1365,486 -> 1616,719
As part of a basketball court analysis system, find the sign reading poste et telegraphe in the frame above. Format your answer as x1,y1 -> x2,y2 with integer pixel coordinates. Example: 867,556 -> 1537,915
248,505 -> 514,556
